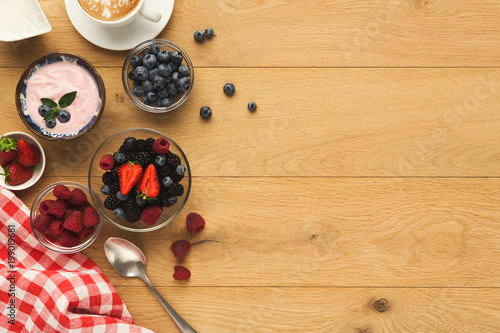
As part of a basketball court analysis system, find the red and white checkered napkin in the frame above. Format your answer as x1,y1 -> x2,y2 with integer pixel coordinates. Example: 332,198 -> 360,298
0,187 -> 155,333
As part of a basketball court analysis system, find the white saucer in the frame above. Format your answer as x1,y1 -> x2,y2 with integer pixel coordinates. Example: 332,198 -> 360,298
65,0 -> 174,51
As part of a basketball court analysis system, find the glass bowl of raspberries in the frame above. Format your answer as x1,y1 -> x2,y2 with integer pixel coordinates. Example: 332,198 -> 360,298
88,128 -> 191,232
30,181 -> 103,254
122,39 -> 194,113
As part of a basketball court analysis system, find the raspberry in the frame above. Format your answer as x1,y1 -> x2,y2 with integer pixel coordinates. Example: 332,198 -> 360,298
173,266 -> 191,280
39,200 -> 54,214
186,212 -> 205,234
53,184 -> 71,200
48,199 -> 67,218
141,205 -> 162,225
104,195 -> 121,210
63,211 -> 83,233
171,240 -> 191,259
70,188 -> 87,206
78,227 -> 95,239
153,137 -> 170,154
64,209 -> 75,221
99,154 -> 115,171
83,206 -> 100,228
46,219 -> 64,238
59,230 -> 80,248
32,213 -> 52,232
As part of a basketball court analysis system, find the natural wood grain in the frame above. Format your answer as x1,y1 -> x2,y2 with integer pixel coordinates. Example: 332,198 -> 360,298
2,68 -> 500,177
15,176 -> 500,288
115,286 -> 500,333
2,1 -> 500,67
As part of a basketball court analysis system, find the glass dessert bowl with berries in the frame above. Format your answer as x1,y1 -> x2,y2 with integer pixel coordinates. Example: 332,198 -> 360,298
88,128 -> 191,232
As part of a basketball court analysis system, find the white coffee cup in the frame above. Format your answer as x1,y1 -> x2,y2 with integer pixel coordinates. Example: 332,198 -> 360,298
76,0 -> 162,28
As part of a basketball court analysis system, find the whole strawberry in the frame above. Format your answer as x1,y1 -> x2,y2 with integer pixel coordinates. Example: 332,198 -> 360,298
1,163 -> 33,185
17,139 -> 40,167
0,137 -> 17,167
171,240 -> 191,259
173,266 -> 191,280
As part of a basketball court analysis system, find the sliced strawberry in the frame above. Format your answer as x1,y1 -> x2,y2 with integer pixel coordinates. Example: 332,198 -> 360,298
118,162 -> 143,195
137,164 -> 160,198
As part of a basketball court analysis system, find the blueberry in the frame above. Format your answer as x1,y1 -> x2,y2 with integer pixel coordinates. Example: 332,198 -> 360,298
170,63 -> 178,73
153,76 -> 167,90
178,65 -> 190,77
205,28 -> 214,38
123,136 -> 137,150
194,30 -> 205,42
148,68 -> 159,81
200,106 -> 212,119
153,98 -> 162,107
57,110 -> 71,123
146,91 -> 157,103
133,80 -> 142,86
224,83 -> 235,96
142,96 -> 149,105
128,70 -> 137,81
157,88 -> 168,99
143,54 -> 157,69
101,185 -> 111,195
130,56 -> 143,69
134,66 -> 149,81
46,119 -> 56,128
170,52 -> 183,65
133,86 -> 145,97
176,77 -> 190,92
141,79 -> 154,92
171,72 -> 180,83
148,43 -> 160,55
248,102 -> 257,112
168,196 -> 178,205
114,152 -> 126,164
162,176 -> 173,187
136,196 -> 146,207
38,105 -> 51,117
167,83 -> 177,96
157,50 -> 170,63
158,63 -> 172,78
155,155 -> 167,167
116,191 -> 129,201
176,165 -> 186,175
114,208 -> 124,219
161,98 -> 173,108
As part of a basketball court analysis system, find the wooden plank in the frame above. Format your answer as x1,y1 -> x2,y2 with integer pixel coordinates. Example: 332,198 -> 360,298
14,176 -> 500,288
115,286 -> 500,333
2,1 -> 500,67
2,68 -> 500,177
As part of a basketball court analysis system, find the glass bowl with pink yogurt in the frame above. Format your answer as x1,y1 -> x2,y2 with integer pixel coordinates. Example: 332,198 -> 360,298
16,53 -> 105,140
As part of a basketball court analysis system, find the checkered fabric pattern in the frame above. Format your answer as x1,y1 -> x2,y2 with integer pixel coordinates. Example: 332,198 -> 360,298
0,187 -> 155,333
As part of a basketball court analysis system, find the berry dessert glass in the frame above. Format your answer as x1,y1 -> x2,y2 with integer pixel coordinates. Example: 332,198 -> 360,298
30,181 -> 103,254
122,39 -> 194,113
88,128 -> 191,232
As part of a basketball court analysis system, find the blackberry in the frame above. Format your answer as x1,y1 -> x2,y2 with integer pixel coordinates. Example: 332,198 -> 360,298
123,199 -> 141,223
110,166 -> 120,180
157,192 -> 169,207
157,165 -> 171,179
102,172 -> 114,185
146,137 -> 155,148
110,182 -> 120,194
167,183 -> 184,197
170,170 -> 184,183
136,139 -> 150,152
136,151 -> 155,166
104,195 -> 121,210
165,151 -> 181,167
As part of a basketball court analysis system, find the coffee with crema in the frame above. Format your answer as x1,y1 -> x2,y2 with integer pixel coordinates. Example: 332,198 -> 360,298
78,0 -> 140,21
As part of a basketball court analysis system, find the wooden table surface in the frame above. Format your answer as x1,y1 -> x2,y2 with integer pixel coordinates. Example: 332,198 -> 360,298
2,1 -> 500,332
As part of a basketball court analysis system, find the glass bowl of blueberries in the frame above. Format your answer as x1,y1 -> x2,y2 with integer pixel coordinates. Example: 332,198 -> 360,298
122,39 -> 194,113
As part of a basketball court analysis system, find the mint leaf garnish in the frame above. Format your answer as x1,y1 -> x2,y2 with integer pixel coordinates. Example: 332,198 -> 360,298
44,107 -> 60,121
41,98 -> 57,108
59,91 -> 77,108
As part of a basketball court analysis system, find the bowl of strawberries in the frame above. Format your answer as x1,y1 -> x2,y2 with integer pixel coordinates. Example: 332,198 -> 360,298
88,128 -> 191,232
30,181 -> 103,253
0,132 -> 45,190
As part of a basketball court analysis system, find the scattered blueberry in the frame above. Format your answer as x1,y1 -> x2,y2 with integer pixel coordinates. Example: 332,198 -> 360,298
248,102 -> 257,112
194,30 -> 205,42
162,176 -> 173,188
168,196 -> 178,205
134,66 -> 149,81
157,50 -> 170,63
136,196 -> 146,207
200,106 -> 212,119
46,119 -> 56,128
114,208 -> 124,219
166,83 -> 177,96
133,86 -> 145,97
143,54 -> 157,69
146,91 -> 157,103
224,83 -> 235,96
148,68 -> 159,80
158,63 -> 173,78
178,65 -> 190,77
170,52 -> 183,65
157,88 -> 168,99
176,165 -> 186,175
153,76 -> 167,91
155,155 -> 167,167
123,137 -> 137,150
205,28 -> 215,38
161,98 -> 173,108
148,43 -> 160,55
38,105 -> 51,117
116,191 -> 129,201
101,185 -> 111,195
141,79 -> 154,92
57,110 -> 71,123
176,77 -> 190,92
171,72 -> 180,83
114,152 -> 126,164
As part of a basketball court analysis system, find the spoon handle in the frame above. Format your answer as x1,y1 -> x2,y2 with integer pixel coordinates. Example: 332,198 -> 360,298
139,273 -> 197,333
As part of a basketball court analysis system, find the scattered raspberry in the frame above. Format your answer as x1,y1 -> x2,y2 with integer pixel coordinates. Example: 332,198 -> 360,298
39,200 -> 54,214
46,219 -> 64,238
64,209 -> 75,221
186,212 -> 205,234
53,184 -> 71,200
48,199 -> 67,218
70,188 -> 87,206
59,230 -> 80,248
153,137 -> 170,154
83,206 -> 100,228
78,227 -> 95,239
141,205 -> 162,226
99,154 -> 115,171
63,211 -> 83,233
32,213 -> 52,232
171,240 -> 191,259
173,266 -> 191,280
